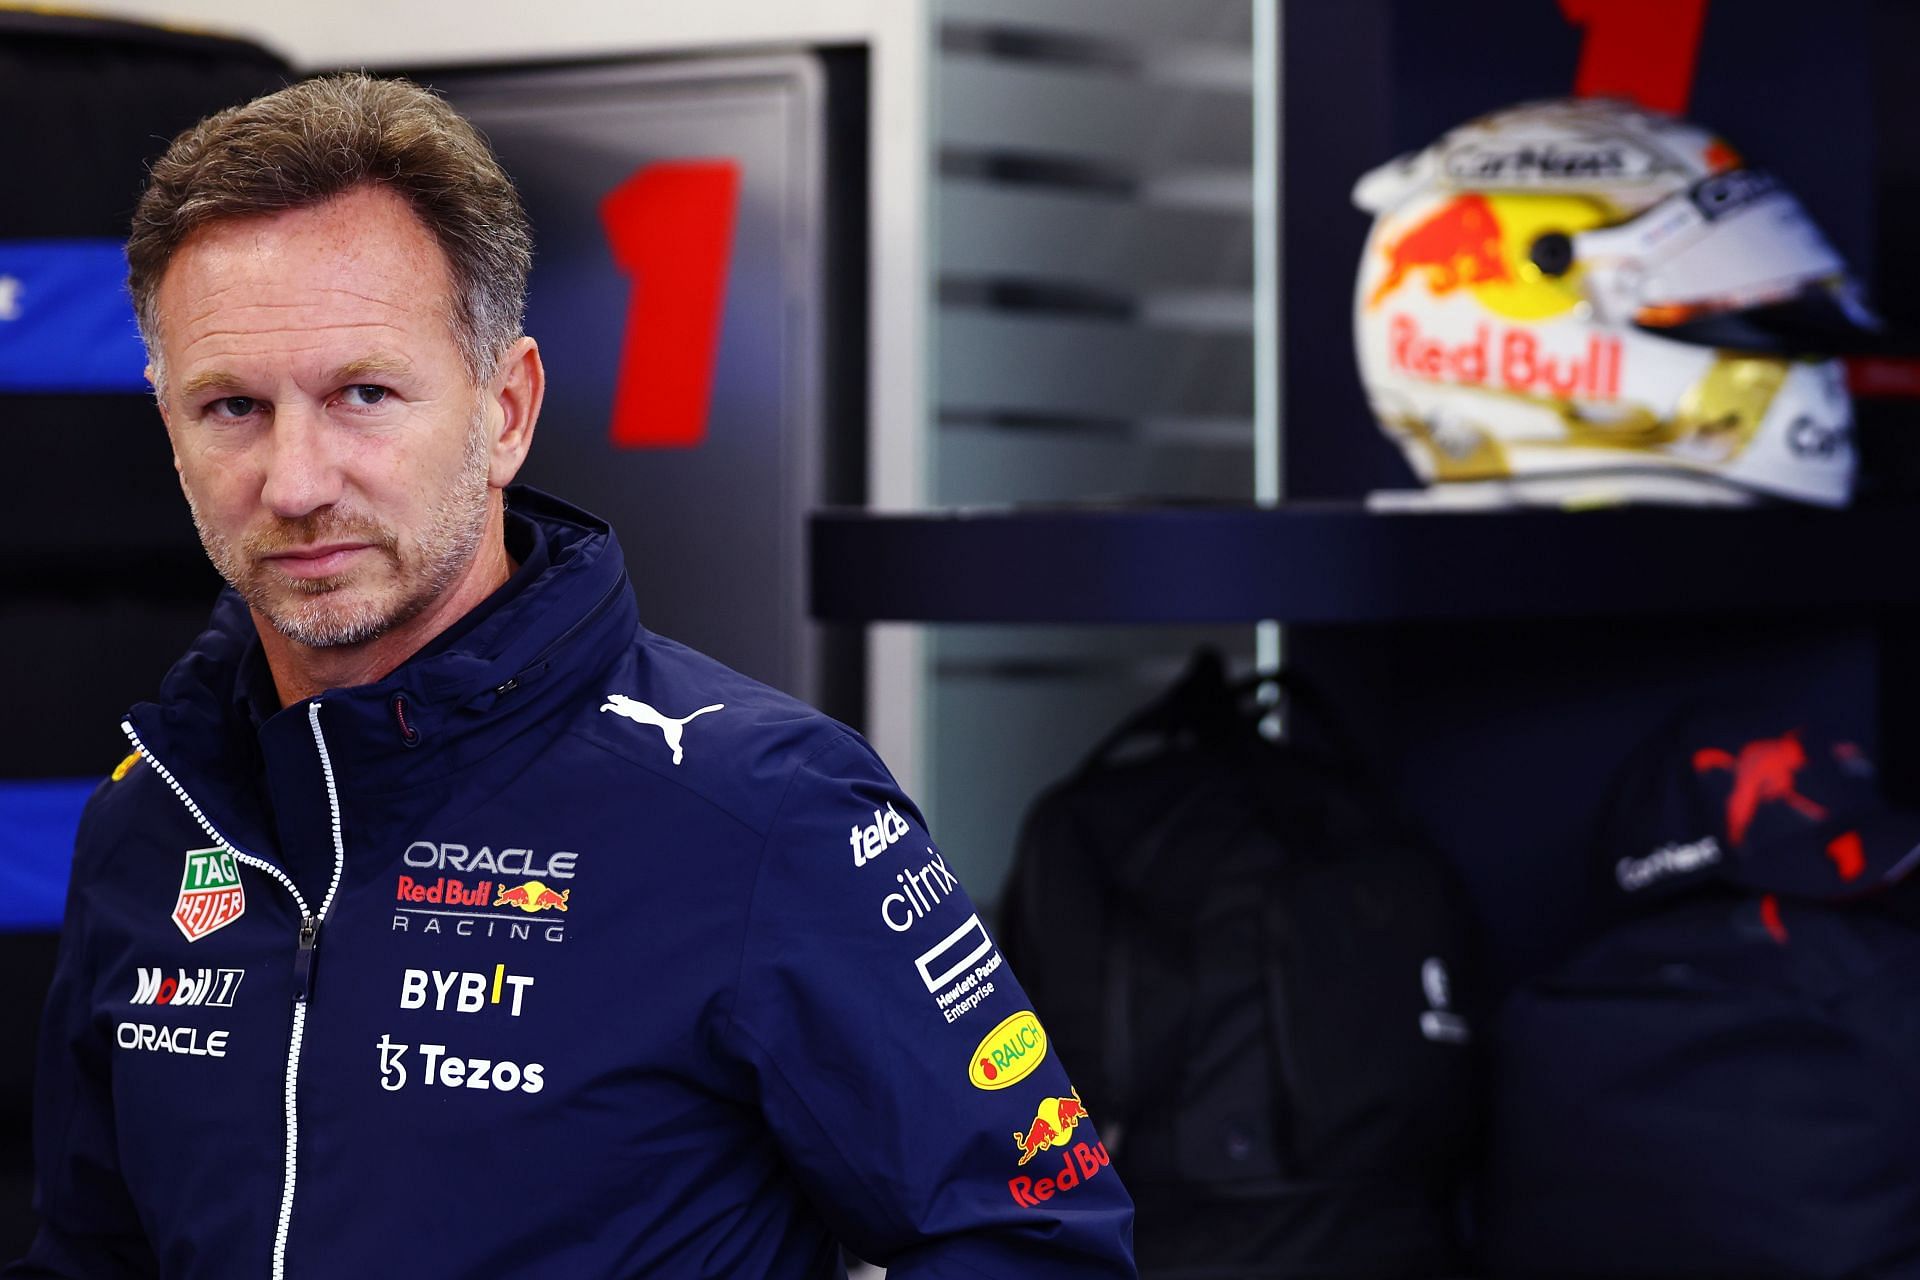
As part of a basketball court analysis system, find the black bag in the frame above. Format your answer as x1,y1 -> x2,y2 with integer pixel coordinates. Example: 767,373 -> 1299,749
1486,888 -> 1920,1280
1001,652 -> 1480,1278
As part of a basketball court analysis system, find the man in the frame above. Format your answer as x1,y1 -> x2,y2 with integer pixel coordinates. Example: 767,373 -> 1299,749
9,73 -> 1134,1279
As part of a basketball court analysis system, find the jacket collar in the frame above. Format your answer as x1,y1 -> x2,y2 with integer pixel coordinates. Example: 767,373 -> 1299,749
125,486 -> 638,854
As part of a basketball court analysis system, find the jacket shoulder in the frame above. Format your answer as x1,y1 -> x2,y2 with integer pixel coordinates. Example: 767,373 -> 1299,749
68,751 -> 179,878
568,628 -> 887,838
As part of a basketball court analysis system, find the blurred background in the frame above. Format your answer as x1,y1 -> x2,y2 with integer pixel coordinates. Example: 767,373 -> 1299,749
5,0 -> 1919,1271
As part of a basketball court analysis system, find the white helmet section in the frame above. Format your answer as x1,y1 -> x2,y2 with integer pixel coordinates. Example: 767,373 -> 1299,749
1352,98 -> 1860,508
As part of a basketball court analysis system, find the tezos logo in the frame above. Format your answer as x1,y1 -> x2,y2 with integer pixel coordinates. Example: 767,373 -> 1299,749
850,803 -> 911,867
969,1011 -> 1048,1090
375,1035 -> 545,1094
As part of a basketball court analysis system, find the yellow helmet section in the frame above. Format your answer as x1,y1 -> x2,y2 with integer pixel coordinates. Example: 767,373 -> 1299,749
1468,193 -> 1612,322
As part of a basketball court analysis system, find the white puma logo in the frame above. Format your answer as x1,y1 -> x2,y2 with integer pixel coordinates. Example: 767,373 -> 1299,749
599,694 -> 724,765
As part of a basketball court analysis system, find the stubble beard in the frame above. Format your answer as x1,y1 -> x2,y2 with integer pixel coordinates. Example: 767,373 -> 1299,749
186,409 -> 495,649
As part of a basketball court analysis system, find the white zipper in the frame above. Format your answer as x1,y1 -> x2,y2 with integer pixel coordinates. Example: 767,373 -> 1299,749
121,700 -> 347,1280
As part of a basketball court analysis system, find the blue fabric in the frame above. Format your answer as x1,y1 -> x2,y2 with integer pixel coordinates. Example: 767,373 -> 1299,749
0,240 -> 147,393
7,487 -> 1135,1280
0,779 -> 92,931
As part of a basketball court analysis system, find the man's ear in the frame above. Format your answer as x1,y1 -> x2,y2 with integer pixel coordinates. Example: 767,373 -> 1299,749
487,336 -> 544,490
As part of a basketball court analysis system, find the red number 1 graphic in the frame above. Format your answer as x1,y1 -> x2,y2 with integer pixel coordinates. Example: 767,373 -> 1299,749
1559,0 -> 1709,115
599,160 -> 741,449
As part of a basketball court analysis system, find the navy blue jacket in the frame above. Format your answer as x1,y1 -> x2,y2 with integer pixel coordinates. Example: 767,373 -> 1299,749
10,489 -> 1135,1279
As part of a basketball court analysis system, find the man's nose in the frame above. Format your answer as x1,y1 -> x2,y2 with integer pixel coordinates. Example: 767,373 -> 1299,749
259,407 -> 345,518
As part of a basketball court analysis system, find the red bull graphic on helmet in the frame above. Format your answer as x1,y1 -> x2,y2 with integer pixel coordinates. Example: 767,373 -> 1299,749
1369,194 -> 1512,309
1013,1088 -> 1087,1167
1388,313 -> 1622,402
494,880 -> 570,914
1692,731 -> 1828,846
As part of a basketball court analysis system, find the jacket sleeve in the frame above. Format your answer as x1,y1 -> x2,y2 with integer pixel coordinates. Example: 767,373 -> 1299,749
725,733 -> 1136,1279
3,789 -> 159,1279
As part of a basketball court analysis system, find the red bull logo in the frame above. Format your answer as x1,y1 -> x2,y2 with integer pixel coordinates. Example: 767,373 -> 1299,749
396,876 -> 494,907
1369,194 -> 1512,309
1388,313 -> 1621,401
494,880 -> 570,914
1013,1088 -> 1086,1167
1693,732 -> 1829,847
1008,1140 -> 1112,1207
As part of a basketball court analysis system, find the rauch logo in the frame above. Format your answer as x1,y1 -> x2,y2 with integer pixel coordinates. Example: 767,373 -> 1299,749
969,1011 -> 1048,1091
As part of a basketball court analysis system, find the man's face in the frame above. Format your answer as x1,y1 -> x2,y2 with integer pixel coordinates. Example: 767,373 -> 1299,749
151,184 -> 499,649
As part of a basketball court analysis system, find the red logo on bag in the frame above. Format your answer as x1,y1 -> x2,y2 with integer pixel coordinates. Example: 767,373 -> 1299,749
1693,732 -> 1828,846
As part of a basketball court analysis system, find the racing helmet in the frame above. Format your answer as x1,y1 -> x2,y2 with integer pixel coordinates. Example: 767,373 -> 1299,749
1352,98 -> 1878,507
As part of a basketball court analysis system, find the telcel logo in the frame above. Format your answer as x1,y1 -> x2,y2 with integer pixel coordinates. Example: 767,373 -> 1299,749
969,1011 -> 1048,1091
850,803 -> 911,867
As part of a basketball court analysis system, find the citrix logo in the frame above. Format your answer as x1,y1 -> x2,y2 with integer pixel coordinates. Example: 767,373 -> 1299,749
881,849 -> 959,933
851,803 -> 911,867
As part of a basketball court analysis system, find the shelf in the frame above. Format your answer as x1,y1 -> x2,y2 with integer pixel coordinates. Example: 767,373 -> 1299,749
808,501 -> 1920,625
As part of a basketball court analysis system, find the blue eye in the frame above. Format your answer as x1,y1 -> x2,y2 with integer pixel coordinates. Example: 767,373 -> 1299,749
211,397 -> 258,419
343,385 -> 390,407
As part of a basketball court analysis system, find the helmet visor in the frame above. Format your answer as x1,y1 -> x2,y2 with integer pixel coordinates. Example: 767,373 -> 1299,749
1576,170 -> 1882,354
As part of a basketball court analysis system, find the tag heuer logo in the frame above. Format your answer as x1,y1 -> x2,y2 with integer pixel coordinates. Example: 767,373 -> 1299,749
173,847 -> 246,942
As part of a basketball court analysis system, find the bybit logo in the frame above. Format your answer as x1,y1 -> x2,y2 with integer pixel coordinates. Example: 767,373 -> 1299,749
399,965 -> 535,1016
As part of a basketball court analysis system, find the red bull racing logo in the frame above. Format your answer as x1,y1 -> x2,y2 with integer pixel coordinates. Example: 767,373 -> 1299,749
393,862 -> 577,945
494,880 -> 570,913
1013,1088 -> 1087,1167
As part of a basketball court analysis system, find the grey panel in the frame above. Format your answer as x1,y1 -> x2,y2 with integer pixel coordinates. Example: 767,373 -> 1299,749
938,179 -> 1253,292
939,56 -> 1252,171
939,313 -> 1254,420
427,58 -> 827,702
934,422 -> 1250,505
936,0 -> 1253,44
